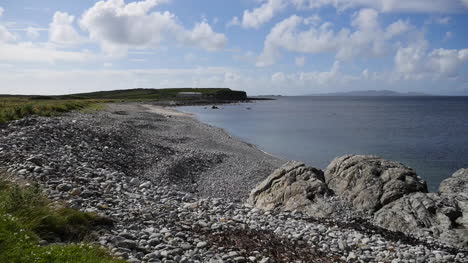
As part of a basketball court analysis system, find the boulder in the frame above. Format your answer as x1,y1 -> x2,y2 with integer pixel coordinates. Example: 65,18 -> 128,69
439,168 -> 468,230
325,155 -> 427,212
248,161 -> 334,217
374,168 -> 468,249
439,168 -> 468,196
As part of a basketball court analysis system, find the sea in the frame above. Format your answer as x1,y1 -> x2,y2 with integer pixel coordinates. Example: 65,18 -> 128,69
178,96 -> 468,191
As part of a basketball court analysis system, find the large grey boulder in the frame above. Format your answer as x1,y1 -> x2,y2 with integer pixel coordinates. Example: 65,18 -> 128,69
374,168 -> 468,249
439,168 -> 468,196
248,161 -> 335,217
439,169 -> 468,231
325,155 -> 427,212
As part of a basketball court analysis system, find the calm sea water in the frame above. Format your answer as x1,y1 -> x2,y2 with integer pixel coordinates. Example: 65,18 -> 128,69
178,96 -> 468,191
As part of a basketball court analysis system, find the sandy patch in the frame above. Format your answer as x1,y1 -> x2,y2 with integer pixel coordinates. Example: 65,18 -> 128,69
142,104 -> 193,117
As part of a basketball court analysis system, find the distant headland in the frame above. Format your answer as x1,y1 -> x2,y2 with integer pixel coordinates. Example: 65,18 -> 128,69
308,90 -> 433,97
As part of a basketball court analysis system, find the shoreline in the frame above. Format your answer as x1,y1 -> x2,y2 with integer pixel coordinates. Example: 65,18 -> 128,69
0,102 -> 467,262
167,104 -> 285,161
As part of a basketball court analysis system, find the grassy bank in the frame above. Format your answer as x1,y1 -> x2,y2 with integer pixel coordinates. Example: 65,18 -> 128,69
0,88 -> 247,123
0,98 -> 104,123
0,176 -> 123,263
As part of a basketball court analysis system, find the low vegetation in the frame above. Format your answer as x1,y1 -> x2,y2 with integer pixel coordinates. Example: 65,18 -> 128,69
0,88 -> 247,123
0,176 -> 123,263
0,98 -> 102,123
60,88 -> 232,100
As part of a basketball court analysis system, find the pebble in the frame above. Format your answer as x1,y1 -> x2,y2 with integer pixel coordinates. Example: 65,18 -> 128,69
0,113 -> 466,263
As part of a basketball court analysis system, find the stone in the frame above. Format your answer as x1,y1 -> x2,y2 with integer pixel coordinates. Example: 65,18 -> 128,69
439,168 -> 468,196
139,181 -> 151,189
196,241 -> 208,248
374,192 -> 468,249
69,188 -> 81,196
117,239 -> 137,249
56,183 -> 73,192
248,161 -> 333,217
130,178 -> 140,186
148,239 -> 160,246
347,252 -> 357,261
233,257 -> 246,262
119,232 -> 136,240
325,155 -> 427,212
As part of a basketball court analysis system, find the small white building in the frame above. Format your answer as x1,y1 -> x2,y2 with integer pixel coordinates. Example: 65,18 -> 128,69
177,92 -> 203,98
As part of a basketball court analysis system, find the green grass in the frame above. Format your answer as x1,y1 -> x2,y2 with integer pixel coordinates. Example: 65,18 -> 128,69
0,177 -> 123,263
58,88 -> 229,100
0,98 -> 103,123
0,88 -> 247,123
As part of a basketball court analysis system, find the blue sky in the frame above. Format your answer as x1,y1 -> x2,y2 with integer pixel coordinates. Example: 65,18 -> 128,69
0,0 -> 468,95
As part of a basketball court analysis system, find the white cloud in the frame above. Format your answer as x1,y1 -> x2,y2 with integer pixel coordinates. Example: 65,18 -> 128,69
1,62 -> 466,96
292,0 -> 468,13
233,50 -> 256,63
435,16 -> 451,24
351,8 -> 379,30
304,14 -> 321,25
224,71 -> 241,82
79,0 -> 226,54
185,21 -> 227,52
444,31 -> 453,42
385,20 -> 411,38
269,61 -> 358,88
0,25 -> 16,43
395,40 -> 468,79
0,42 -> 92,63
26,27 -> 41,39
425,16 -> 452,25
241,0 -> 287,29
295,56 -> 306,67
227,16 -> 240,27
49,12 -> 85,45
0,67 -> 246,95
271,72 -> 286,82
394,41 -> 428,78
295,60 -> 342,85
428,48 -> 468,77
235,0 -> 467,32
0,7 -> 16,43
257,11 -> 412,66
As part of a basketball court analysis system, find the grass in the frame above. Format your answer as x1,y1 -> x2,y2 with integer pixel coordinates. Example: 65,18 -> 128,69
58,88 -> 231,100
0,176 -> 123,263
0,88 -> 247,123
0,98 -> 103,123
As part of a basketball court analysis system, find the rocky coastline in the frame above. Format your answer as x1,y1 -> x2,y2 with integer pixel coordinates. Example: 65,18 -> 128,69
0,103 -> 467,263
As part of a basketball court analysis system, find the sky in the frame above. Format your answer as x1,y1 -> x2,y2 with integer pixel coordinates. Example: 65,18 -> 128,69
0,0 -> 468,96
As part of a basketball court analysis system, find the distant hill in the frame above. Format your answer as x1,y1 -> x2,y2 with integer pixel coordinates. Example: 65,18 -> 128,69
310,90 -> 433,97
0,88 -> 248,101
59,88 -> 247,100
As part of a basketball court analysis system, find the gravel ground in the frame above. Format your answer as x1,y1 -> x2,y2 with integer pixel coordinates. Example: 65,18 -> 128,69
0,102 -> 467,263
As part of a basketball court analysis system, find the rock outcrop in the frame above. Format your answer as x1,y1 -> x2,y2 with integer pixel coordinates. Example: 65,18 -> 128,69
248,161 -> 336,217
325,155 -> 427,212
249,155 -> 468,250
439,168 -> 468,196
374,168 -> 468,249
